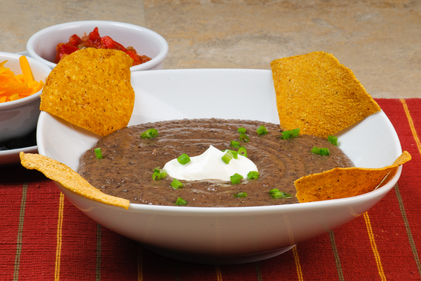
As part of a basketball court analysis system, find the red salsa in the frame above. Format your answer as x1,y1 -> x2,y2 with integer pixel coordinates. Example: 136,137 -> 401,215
54,27 -> 152,66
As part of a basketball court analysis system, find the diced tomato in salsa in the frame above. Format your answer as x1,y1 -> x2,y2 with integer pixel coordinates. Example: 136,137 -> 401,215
53,27 -> 151,66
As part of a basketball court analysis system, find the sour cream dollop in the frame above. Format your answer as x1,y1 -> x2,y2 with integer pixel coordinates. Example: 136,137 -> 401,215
163,145 -> 258,181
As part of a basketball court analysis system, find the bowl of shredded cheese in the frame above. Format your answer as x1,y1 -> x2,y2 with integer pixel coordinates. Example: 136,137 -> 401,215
0,52 -> 51,143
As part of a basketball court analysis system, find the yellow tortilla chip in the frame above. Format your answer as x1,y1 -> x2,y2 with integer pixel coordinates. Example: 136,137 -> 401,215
40,48 -> 135,136
271,51 -> 381,138
20,152 -> 130,209
295,151 -> 411,203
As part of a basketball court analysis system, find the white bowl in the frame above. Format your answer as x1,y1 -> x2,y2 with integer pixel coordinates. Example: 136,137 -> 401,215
0,52 -> 51,143
26,21 -> 168,71
37,69 -> 402,264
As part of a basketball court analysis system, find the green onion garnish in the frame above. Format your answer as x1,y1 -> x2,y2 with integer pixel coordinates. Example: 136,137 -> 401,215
311,147 -> 330,156
281,128 -> 300,139
140,128 -> 159,139
175,197 -> 188,206
256,125 -> 268,135
230,173 -> 244,184
238,146 -> 248,157
222,150 -> 234,164
269,189 -> 292,199
222,149 -> 238,161
230,140 -> 240,149
239,133 -> 249,143
247,171 -> 259,180
171,179 -> 183,189
94,147 -> 103,159
152,171 -> 160,180
152,167 -> 167,180
233,192 -> 248,198
328,135 -> 338,146
237,127 -> 246,134
177,153 -> 191,165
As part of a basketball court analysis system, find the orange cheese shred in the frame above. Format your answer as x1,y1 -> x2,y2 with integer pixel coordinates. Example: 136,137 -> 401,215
0,56 -> 43,103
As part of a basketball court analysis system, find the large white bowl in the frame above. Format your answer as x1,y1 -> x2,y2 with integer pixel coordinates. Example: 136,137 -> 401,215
0,52 -> 51,143
26,21 -> 168,71
37,69 -> 402,264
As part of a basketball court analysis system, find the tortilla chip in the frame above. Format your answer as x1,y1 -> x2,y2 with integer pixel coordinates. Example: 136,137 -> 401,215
295,151 -> 411,203
271,51 -> 381,138
40,48 -> 135,136
20,152 -> 130,209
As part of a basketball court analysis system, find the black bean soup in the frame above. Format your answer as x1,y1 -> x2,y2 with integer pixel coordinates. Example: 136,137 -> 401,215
78,119 -> 353,207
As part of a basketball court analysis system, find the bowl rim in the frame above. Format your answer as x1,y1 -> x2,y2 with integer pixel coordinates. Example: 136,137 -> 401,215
0,52 -> 51,110
26,20 -> 169,71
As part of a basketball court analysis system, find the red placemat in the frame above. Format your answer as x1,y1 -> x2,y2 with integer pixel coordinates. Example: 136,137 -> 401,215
1,99 -> 420,280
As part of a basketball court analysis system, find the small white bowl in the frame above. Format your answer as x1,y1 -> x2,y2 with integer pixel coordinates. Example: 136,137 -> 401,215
26,21 -> 168,71
37,69 -> 403,264
0,52 -> 51,143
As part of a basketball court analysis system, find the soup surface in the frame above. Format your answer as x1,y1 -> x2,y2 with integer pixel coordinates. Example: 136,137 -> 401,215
78,119 -> 354,207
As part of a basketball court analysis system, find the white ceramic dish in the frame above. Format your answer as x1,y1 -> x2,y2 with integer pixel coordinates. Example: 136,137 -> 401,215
37,69 -> 402,264
0,52 -> 51,165
26,21 -> 168,71
0,145 -> 38,166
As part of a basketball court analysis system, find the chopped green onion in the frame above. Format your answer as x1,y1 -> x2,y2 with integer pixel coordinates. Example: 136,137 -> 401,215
177,153 -> 191,165
230,173 -> 244,184
140,128 -> 159,139
239,133 -> 249,143
175,197 -> 188,206
152,167 -> 167,180
171,179 -> 183,189
94,147 -> 103,159
281,128 -> 300,139
230,140 -> 240,149
320,148 -> 330,156
238,146 -> 248,157
256,125 -> 268,135
237,127 -> 246,134
222,150 -> 234,164
152,171 -> 160,180
160,170 -> 168,178
311,147 -> 330,156
233,192 -> 248,198
269,188 -> 292,199
247,171 -> 259,180
328,135 -> 338,146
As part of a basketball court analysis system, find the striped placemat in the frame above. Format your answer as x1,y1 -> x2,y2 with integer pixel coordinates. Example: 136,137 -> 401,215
1,99 -> 420,280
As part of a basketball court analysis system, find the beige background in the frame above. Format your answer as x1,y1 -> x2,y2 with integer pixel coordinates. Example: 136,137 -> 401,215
2,0 -> 420,98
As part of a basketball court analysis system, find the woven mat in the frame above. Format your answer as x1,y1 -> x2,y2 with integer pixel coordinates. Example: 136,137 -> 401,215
1,98 -> 420,280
